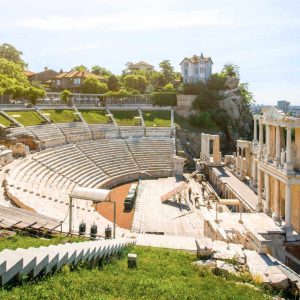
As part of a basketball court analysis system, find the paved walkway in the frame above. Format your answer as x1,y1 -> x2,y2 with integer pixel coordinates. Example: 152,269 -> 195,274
211,167 -> 258,211
135,233 -> 197,252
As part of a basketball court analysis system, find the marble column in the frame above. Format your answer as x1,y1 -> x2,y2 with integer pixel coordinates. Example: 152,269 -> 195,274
257,169 -> 263,211
253,117 -> 258,143
259,120 -> 263,159
275,126 -> 281,167
273,179 -> 280,221
285,183 -> 292,228
252,158 -> 257,186
266,124 -> 271,162
285,127 -> 294,173
236,146 -> 240,174
264,173 -> 270,213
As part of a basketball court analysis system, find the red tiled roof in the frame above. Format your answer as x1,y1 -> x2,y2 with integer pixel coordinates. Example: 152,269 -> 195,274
24,70 -> 36,77
52,70 -> 104,80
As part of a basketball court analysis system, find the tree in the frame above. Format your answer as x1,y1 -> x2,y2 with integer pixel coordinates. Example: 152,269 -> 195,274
91,65 -> 111,76
0,58 -> 28,85
81,76 -> 108,94
162,83 -> 175,92
222,64 -> 240,79
61,89 -> 72,105
150,71 -> 166,90
123,74 -> 147,93
0,43 -> 26,69
159,60 -> 175,84
25,86 -> 46,105
107,75 -> 120,91
207,73 -> 226,91
72,65 -> 88,71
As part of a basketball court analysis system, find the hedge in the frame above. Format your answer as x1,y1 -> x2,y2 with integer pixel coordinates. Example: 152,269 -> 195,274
151,92 -> 177,107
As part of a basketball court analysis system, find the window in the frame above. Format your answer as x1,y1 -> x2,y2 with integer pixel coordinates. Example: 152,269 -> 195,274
56,79 -> 61,86
195,67 -> 199,75
184,69 -> 188,76
184,62 -> 188,68
74,78 -> 81,85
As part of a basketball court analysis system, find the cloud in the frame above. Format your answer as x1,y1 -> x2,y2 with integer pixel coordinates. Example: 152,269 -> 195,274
17,10 -> 233,32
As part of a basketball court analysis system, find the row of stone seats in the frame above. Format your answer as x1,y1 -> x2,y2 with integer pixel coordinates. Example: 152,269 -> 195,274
89,124 -> 119,139
32,144 -> 109,187
126,138 -> 174,173
56,122 -> 92,143
119,126 -> 144,138
0,238 -> 135,286
145,127 -> 172,137
76,139 -> 140,179
6,160 -> 118,234
9,127 -> 33,138
27,124 -> 66,149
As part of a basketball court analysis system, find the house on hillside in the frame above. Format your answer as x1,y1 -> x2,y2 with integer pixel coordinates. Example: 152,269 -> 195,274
128,61 -> 154,72
26,68 -> 59,85
179,53 -> 213,84
50,70 -> 105,93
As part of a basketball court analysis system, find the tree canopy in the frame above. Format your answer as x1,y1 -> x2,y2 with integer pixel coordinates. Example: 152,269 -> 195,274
123,74 -> 147,93
0,43 -> 26,69
91,65 -> 112,76
81,76 -> 108,94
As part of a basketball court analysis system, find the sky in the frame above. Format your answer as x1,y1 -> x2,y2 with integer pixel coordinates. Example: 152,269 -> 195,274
1,0 -> 300,105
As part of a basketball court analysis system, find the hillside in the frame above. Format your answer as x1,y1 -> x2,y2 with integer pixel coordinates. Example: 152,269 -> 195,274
0,239 -> 276,300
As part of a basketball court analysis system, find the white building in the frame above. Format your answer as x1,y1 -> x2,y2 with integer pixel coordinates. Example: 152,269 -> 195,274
179,53 -> 213,84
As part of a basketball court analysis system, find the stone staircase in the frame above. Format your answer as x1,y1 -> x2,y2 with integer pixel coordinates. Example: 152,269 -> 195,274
0,238 -> 135,286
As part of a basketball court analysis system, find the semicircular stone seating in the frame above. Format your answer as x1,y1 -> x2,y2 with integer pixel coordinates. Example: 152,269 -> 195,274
6,137 -> 175,236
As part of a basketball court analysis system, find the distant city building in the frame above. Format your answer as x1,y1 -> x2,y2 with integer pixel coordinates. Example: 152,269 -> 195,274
128,61 -> 154,72
51,70 -> 105,93
290,106 -> 300,117
277,100 -> 290,113
179,53 -> 213,84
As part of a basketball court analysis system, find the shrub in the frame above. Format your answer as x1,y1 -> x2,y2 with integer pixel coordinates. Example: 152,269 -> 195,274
151,92 -> 177,106
182,82 -> 206,95
189,112 -> 217,129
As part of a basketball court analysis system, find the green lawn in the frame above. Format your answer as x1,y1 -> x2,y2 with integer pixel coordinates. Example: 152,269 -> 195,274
0,245 -> 277,300
0,232 -> 86,252
80,110 -> 109,124
41,109 -> 77,123
0,114 -> 11,127
111,110 -> 140,126
143,110 -> 171,127
6,111 -> 44,126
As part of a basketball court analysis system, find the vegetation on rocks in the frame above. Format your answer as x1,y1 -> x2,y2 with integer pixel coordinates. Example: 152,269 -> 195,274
185,64 -> 254,153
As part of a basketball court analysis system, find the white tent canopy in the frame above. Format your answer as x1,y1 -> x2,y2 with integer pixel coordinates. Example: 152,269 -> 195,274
69,186 -> 111,202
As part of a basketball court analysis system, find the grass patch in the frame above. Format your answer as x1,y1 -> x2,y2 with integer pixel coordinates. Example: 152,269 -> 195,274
80,110 -> 109,124
143,110 -> 171,127
111,110 -> 140,126
6,111 -> 44,126
41,109 -> 77,123
0,232 -> 86,252
0,245 -> 276,299
0,114 -> 11,127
